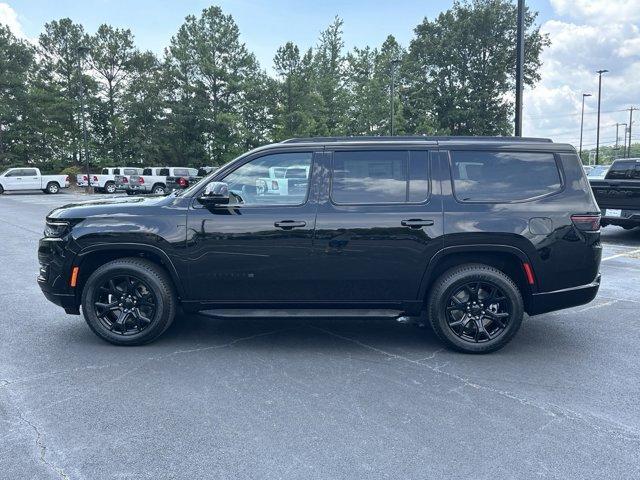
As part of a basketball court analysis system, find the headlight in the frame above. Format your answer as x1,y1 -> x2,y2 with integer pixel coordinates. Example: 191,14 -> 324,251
44,220 -> 71,238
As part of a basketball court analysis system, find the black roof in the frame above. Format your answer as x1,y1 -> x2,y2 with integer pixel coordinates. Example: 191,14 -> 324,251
280,135 -> 553,144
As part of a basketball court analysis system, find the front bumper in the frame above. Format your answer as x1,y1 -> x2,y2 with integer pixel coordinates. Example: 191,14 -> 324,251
38,237 -> 80,315
527,274 -> 601,316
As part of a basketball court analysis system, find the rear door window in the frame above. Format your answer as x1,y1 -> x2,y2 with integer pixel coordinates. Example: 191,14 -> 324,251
450,150 -> 562,202
143,168 -> 153,175
330,150 -> 430,204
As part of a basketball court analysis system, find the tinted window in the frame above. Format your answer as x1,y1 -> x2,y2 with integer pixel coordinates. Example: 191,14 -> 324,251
223,152 -> 312,206
331,150 -> 429,204
23,168 -> 38,176
450,151 -> 561,202
5,169 -> 21,177
173,168 -> 190,177
159,168 -> 170,176
143,168 -> 153,175
605,160 -> 635,179
113,169 -> 120,175
102,168 -> 109,175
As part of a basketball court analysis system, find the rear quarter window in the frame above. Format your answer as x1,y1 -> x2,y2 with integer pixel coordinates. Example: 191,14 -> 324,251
173,168 -> 190,177
450,150 -> 562,202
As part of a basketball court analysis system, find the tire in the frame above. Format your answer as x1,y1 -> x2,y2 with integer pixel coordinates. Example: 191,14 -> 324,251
81,258 -> 177,346
126,191 -> 136,196
152,184 -> 166,195
105,182 -> 116,194
46,182 -> 60,194
427,264 -> 524,354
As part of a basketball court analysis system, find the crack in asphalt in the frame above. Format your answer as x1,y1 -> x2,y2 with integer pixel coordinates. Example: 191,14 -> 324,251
311,325 -> 640,444
2,384 -> 70,480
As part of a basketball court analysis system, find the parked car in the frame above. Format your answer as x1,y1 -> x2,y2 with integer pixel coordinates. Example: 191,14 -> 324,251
127,167 -> 198,195
84,167 -> 143,194
0,167 -> 69,194
114,168 -> 147,192
38,136 -> 601,353
76,173 -> 96,188
589,158 -> 640,229
165,167 -> 209,192
587,164 -> 610,179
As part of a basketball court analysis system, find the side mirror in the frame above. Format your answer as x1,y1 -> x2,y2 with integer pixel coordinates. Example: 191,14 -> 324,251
198,181 -> 230,205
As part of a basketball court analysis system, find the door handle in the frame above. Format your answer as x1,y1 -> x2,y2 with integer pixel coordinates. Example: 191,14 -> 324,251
274,220 -> 307,230
401,219 -> 434,228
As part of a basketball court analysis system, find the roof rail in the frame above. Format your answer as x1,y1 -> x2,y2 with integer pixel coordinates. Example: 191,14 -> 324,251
280,135 -> 553,144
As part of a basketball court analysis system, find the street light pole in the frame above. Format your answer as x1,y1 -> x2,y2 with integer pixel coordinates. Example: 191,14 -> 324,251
621,123 -> 628,158
389,59 -> 400,136
76,45 -> 91,192
579,93 -> 591,157
514,0 -> 525,136
595,69 -> 608,165
628,107 -> 636,158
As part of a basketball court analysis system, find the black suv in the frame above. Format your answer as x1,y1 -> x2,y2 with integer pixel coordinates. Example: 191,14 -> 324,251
38,137 -> 602,353
589,158 -> 640,229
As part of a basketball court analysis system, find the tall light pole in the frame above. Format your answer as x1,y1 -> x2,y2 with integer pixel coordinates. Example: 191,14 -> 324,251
77,45 -> 91,192
595,69 -> 608,165
514,0 -> 525,136
579,93 -> 591,157
389,59 -> 401,136
621,123 -> 628,157
628,107 -> 636,158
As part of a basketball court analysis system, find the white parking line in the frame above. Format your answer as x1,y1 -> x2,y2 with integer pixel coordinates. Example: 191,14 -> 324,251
602,248 -> 640,261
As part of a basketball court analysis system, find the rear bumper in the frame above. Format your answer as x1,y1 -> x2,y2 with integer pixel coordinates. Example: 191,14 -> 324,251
126,185 -> 151,193
527,274 -> 601,316
601,209 -> 640,228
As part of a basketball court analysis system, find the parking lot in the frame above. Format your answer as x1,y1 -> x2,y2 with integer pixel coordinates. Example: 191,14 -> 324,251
1,191 -> 639,479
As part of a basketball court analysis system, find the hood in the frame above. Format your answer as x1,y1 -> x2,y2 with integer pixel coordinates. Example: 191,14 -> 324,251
47,194 -> 176,220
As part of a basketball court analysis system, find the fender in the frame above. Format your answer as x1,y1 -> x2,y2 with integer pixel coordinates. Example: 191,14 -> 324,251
75,242 -> 186,298
417,244 -> 536,301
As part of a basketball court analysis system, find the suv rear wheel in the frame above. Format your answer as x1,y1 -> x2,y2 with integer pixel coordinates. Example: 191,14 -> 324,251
81,258 -> 176,345
427,264 -> 524,354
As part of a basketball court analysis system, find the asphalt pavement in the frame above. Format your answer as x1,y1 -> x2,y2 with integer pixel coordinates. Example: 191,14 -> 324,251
1,190 -> 639,479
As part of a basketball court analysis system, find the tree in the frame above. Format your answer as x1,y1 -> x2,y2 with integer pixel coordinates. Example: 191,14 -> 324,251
404,0 -> 549,135
165,6 -> 272,165
89,25 -> 137,162
0,25 -> 34,166
313,16 -> 348,136
272,42 -> 318,139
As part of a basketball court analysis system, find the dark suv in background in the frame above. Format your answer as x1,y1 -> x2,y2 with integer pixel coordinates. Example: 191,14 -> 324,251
38,137 -> 602,353
589,158 -> 640,229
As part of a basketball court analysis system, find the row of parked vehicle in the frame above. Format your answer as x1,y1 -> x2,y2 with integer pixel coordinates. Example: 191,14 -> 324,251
76,166 -> 214,194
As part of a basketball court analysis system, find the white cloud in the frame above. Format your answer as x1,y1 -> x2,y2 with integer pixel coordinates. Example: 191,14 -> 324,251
0,2 -> 25,38
525,1 -> 640,156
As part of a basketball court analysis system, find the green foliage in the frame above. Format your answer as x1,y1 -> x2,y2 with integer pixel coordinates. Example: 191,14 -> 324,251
0,3 -> 548,170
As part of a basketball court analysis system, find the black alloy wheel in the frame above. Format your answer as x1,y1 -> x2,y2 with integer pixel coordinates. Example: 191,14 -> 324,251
93,275 -> 157,336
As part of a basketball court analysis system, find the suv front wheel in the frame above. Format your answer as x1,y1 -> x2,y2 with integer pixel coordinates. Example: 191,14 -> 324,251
81,258 -> 176,345
427,264 -> 524,354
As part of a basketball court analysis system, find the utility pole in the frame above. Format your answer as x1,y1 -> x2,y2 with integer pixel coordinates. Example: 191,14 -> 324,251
615,123 -> 620,153
628,107 -> 636,157
595,69 -> 608,165
579,93 -> 591,157
77,45 -> 91,192
514,0 -> 525,136
621,123 -> 628,158
389,59 -> 401,136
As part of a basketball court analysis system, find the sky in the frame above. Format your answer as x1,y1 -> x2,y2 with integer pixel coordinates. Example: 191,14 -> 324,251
1,0 -> 639,152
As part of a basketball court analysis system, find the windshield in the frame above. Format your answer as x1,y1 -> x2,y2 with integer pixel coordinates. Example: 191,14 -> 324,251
0,168 -> 10,176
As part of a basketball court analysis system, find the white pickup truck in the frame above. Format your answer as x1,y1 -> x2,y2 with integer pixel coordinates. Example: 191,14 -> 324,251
0,167 -> 69,194
77,167 -> 143,194
126,167 -> 198,195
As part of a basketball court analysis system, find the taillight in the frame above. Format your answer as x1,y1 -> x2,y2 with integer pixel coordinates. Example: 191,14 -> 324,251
271,180 -> 279,190
178,177 -> 187,187
65,175 -> 69,182
123,177 -> 128,183
138,177 -> 144,184
83,175 -> 88,181
93,176 -> 98,182
571,214 -> 601,232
